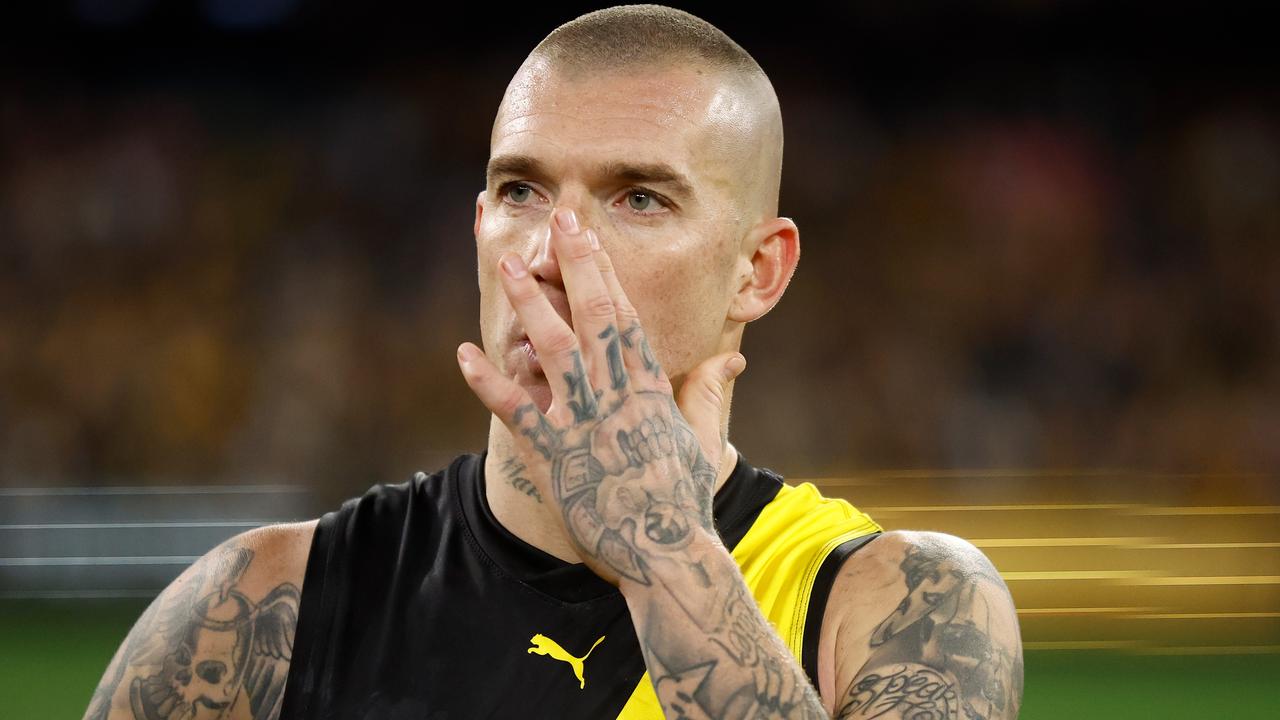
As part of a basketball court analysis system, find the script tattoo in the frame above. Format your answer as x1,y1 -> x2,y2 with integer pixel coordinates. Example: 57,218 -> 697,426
599,325 -> 629,391
83,544 -> 298,720
621,322 -> 661,378
563,350 -> 603,422
513,404 -> 563,460
837,664 -> 959,719
836,538 -> 1023,720
502,457 -> 543,503
515,319 -> 722,589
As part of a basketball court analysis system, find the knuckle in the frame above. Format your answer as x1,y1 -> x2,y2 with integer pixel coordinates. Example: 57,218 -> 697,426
612,297 -> 639,320
563,238 -> 596,263
497,386 -> 526,419
543,329 -> 580,357
580,292 -> 616,320
509,280 -> 543,304
697,380 -> 725,406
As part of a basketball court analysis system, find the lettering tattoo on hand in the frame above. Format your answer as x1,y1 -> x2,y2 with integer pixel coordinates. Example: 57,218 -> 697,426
563,350 -> 603,423
598,325 -> 629,392
477,238 -> 832,718
504,319 -> 721,589
621,322 -> 661,379
513,403 -> 564,461
85,544 -> 299,720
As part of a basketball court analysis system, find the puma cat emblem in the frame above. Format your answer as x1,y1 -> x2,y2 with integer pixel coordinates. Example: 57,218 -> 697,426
527,634 -> 605,689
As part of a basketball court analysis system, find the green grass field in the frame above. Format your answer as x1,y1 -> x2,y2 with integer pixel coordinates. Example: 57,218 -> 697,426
2,599 -> 1276,719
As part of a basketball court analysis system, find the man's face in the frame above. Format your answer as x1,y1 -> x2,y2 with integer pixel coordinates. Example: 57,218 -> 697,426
476,60 -> 752,412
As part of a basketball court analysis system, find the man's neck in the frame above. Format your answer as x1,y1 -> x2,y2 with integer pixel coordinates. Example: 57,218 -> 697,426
484,417 -> 740,565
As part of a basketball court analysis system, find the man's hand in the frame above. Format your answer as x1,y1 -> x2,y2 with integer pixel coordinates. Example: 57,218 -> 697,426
456,206 -> 743,587
458,207 -> 835,718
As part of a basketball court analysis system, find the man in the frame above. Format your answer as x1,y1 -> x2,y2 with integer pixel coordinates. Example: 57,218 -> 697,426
85,6 -> 1023,719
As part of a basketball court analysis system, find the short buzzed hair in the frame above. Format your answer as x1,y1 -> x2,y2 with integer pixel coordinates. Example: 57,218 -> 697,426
520,4 -> 786,222
531,4 -> 767,84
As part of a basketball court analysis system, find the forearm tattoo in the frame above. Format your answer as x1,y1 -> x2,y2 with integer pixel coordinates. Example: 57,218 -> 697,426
84,544 -> 299,720
638,561 -> 828,720
835,539 -> 1024,720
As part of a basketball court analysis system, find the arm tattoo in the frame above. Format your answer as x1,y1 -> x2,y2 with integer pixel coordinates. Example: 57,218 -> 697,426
836,539 -> 1024,720
641,569 -> 827,720
84,544 -> 299,720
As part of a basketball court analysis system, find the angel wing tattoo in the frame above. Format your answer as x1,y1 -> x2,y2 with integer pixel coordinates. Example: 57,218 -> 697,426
86,544 -> 300,720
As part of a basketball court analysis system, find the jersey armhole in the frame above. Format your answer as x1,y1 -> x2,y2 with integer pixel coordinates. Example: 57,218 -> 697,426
799,531 -> 881,689
277,508 -> 342,719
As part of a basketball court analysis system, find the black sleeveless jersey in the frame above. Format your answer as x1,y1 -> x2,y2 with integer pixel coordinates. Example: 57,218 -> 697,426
277,451 -> 880,719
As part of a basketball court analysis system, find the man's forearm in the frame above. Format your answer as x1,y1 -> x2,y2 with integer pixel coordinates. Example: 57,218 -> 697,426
622,530 -> 827,719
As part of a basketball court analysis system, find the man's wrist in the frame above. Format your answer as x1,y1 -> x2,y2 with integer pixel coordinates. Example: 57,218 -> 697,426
617,526 -> 732,597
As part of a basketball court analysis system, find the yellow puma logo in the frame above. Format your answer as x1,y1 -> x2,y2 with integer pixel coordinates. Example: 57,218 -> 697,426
527,633 -> 605,689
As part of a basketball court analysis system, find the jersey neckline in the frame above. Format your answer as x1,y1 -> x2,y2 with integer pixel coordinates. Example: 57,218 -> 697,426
455,449 -> 784,604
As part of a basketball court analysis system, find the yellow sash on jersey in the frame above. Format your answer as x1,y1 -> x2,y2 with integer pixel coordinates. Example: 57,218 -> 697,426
616,481 -> 881,718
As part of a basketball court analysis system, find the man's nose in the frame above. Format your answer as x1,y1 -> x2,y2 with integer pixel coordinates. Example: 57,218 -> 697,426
527,217 -> 564,287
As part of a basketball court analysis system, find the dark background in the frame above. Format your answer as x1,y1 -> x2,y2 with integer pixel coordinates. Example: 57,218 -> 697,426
2,3 -> 1279,719
1,1 -> 1276,495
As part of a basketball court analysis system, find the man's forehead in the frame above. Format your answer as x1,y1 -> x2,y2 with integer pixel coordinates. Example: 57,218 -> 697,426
490,62 -> 760,190
496,58 -> 719,129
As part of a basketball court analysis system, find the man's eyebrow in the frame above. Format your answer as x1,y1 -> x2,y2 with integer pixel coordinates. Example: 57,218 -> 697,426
598,160 -> 696,199
486,154 -> 545,185
486,154 -> 697,200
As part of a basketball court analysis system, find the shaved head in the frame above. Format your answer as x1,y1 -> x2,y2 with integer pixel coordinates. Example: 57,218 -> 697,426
495,4 -> 784,225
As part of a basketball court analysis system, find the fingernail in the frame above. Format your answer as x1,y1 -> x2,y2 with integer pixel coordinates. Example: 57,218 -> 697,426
724,354 -> 747,380
501,254 -> 527,278
555,207 -> 580,234
458,343 -> 480,363
586,228 -> 601,250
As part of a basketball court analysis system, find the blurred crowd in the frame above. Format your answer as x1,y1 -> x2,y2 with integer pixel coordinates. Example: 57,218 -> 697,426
1,8 -> 1276,499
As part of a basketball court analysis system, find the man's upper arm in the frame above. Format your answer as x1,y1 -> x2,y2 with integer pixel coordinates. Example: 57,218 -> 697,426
84,520 -> 317,720
820,530 -> 1024,719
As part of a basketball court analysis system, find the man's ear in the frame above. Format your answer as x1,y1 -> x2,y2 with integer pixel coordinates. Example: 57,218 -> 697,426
727,216 -> 800,323
474,190 -> 485,237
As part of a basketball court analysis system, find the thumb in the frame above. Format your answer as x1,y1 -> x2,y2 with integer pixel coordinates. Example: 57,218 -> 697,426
676,352 -> 746,465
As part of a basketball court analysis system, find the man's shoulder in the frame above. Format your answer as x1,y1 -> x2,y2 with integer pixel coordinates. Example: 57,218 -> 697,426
219,520 -> 318,593
210,455 -> 471,590
326,453 -> 478,518
826,529 -> 1011,633
816,529 -> 1023,713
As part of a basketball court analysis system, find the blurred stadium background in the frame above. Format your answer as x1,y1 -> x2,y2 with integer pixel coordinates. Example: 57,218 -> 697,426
1,1 -> 1276,717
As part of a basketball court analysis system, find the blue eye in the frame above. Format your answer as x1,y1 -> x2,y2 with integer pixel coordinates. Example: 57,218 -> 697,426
504,183 -> 534,204
627,191 -> 654,212
623,189 -> 668,215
